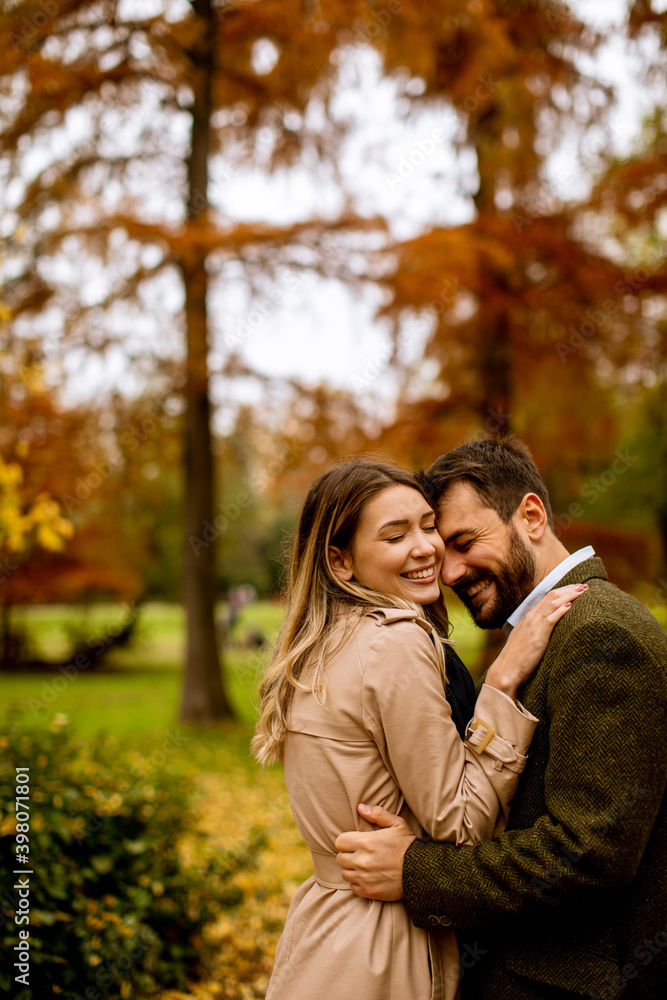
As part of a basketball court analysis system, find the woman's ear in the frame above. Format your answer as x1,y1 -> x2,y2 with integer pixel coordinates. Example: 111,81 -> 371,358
329,546 -> 355,581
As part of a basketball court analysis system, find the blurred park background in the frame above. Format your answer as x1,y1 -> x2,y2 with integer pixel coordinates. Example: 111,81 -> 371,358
1,0 -> 666,997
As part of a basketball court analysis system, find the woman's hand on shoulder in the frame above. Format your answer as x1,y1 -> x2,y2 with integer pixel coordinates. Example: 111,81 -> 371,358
485,584 -> 588,701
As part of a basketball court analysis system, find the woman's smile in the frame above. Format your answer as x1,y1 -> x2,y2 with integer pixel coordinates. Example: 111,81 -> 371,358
401,563 -> 437,583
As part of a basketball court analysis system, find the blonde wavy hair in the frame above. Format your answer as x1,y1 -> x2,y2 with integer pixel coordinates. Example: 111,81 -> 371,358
252,458 -> 451,766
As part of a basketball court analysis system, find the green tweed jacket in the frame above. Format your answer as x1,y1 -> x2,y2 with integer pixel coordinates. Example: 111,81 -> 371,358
403,557 -> 667,1000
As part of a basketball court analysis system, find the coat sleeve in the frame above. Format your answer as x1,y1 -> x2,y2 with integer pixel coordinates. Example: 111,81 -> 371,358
402,617 -> 667,928
360,618 -> 538,846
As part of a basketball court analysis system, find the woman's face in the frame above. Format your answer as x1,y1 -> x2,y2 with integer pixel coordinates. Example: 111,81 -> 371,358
330,484 -> 444,604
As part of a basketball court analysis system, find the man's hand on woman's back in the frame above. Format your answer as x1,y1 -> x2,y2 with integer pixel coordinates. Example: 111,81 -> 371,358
335,803 -> 415,900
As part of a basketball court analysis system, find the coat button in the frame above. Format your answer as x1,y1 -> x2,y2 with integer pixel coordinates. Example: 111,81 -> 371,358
428,915 -> 440,925
439,915 -> 452,927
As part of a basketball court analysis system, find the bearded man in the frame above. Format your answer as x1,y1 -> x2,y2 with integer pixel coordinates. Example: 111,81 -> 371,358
335,436 -> 667,1000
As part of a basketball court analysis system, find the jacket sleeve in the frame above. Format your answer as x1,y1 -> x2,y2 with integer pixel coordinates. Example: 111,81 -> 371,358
403,617 -> 667,928
361,618 -> 538,846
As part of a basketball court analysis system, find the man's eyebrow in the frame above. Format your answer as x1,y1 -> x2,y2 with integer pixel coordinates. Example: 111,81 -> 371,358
444,528 -> 480,544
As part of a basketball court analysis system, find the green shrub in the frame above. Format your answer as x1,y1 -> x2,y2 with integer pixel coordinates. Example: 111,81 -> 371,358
0,719 -> 265,1000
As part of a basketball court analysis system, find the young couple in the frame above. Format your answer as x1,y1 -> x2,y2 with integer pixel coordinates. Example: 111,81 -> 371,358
253,436 -> 667,1000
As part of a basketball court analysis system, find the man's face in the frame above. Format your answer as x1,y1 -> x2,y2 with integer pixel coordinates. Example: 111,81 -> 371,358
436,481 -> 537,629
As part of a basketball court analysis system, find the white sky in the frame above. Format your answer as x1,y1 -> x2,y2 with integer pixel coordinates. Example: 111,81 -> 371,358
208,0 -> 665,421
3,0 -> 664,428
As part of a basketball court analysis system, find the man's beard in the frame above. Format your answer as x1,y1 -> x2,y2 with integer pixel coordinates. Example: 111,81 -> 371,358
453,525 -> 537,630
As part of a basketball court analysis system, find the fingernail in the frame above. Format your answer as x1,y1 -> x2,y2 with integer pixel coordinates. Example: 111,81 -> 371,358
564,602 -> 572,608
576,584 -> 588,590
359,803 -> 370,813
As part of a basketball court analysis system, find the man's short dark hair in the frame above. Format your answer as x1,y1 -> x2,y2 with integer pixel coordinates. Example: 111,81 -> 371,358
424,435 -> 555,530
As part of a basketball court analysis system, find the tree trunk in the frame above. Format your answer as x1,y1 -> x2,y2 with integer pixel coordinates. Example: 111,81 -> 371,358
478,307 -> 512,436
0,602 -> 10,667
473,113 -> 513,439
179,0 -> 233,722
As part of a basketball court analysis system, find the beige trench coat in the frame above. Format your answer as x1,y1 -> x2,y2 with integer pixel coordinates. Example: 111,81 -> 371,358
266,608 -> 538,1000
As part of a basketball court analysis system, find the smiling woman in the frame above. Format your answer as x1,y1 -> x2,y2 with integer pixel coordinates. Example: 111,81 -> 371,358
252,457 -> 583,1000
328,484 -> 445,604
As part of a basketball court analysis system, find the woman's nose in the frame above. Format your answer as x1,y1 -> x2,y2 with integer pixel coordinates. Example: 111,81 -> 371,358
411,532 -> 436,557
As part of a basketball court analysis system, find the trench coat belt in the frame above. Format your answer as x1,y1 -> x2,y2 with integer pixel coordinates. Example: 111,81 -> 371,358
311,850 -> 352,890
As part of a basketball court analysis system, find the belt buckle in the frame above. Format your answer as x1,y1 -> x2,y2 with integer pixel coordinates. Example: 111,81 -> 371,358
467,717 -> 495,754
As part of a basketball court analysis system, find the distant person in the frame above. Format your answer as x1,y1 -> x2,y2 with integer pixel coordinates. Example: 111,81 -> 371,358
335,437 -> 667,1000
253,458 -> 585,1000
226,583 -> 257,635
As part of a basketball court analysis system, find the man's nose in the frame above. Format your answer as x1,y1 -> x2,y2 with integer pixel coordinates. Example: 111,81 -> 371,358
440,552 -> 466,587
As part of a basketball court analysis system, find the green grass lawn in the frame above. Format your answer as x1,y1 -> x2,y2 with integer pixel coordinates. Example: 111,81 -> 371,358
3,602 -> 270,738
0,597 -> 487,998
0,601 -> 309,1000
1,599 -> 486,739
3,596 -> 664,1000
3,595 -> 664,741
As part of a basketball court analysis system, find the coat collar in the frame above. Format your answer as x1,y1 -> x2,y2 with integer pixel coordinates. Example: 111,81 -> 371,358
505,546 -> 597,633
366,607 -> 434,634
499,554 -> 609,638
556,556 -> 608,588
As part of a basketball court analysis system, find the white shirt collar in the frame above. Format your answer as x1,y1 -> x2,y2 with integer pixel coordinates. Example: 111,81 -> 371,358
503,546 -> 596,636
